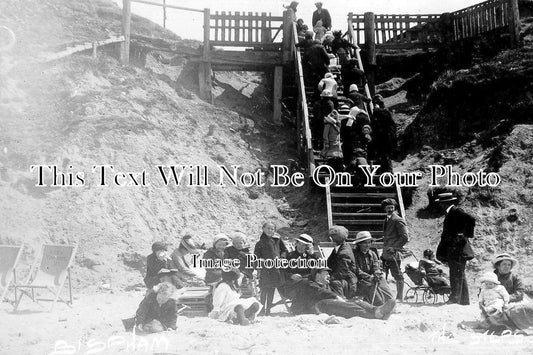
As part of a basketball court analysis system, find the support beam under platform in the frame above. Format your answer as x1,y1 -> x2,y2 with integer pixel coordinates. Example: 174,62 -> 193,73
273,66 -> 283,123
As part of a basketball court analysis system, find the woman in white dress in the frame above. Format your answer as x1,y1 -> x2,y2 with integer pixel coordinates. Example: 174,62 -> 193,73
208,269 -> 262,325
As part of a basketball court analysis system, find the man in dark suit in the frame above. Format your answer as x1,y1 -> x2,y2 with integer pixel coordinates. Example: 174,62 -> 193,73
381,199 -> 409,301
326,225 -> 358,299
435,193 -> 476,305
312,2 -> 332,30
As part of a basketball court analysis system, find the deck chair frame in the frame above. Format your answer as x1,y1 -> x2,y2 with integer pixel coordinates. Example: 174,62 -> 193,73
0,245 -> 24,303
13,244 -> 77,311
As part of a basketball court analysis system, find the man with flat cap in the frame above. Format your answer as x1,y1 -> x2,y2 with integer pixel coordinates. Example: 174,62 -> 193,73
327,225 -> 358,299
290,267 -> 396,320
435,192 -> 476,305
381,198 -> 409,301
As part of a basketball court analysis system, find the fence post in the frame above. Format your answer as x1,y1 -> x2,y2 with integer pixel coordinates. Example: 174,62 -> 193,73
199,8 -> 213,103
508,0 -> 520,47
364,12 -> 376,97
121,0 -> 131,65
282,9 -> 293,64
163,0 -> 167,28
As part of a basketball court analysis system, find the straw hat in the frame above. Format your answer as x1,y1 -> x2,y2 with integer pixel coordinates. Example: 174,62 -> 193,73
296,234 -> 314,245
353,231 -> 372,244
434,192 -> 458,203
492,253 -> 518,269
179,235 -> 198,254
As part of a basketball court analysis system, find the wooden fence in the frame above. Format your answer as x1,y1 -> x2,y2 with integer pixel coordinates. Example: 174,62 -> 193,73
450,0 -> 519,42
348,0 -> 520,50
348,13 -> 443,49
209,12 -> 284,50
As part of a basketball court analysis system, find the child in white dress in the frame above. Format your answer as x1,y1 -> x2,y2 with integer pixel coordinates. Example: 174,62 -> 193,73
479,271 -> 510,317
208,269 -> 262,325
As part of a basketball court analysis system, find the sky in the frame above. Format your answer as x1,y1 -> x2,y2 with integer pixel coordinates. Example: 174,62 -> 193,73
114,0 -> 483,41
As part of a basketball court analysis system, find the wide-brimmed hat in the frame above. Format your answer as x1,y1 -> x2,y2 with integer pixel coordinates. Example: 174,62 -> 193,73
492,253 -> 518,269
213,233 -> 230,247
349,84 -> 359,92
480,271 -> 500,285
180,235 -> 198,254
151,241 -> 167,253
354,231 -> 372,244
434,192 -> 458,203
296,234 -> 314,245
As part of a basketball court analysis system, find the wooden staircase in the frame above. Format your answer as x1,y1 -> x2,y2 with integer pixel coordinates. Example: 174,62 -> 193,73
325,180 -> 406,248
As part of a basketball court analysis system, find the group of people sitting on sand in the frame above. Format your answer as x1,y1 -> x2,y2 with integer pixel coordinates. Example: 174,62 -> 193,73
132,192 -> 533,335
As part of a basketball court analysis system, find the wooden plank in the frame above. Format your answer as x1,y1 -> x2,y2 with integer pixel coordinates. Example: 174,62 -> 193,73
331,192 -> 396,198
121,0 -> 131,65
326,178 -> 333,229
248,12 -> 253,43
273,66 -> 283,122
221,11 -> 226,42
331,203 -> 382,207
508,0 -> 520,47
333,220 -> 384,225
131,0 -> 203,13
235,12 -> 240,42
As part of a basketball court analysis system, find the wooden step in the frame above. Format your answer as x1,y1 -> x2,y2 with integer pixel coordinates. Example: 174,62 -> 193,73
332,212 -> 387,217
331,192 -> 396,198
331,203 -> 381,207
333,219 -> 383,225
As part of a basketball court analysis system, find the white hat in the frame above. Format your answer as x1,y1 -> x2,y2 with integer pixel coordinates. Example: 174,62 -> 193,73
213,233 -> 230,247
480,271 -> 500,285
296,234 -> 314,245
349,84 -> 358,92
353,231 -> 372,244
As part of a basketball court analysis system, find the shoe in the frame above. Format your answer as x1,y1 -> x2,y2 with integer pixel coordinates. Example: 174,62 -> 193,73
374,299 -> 396,320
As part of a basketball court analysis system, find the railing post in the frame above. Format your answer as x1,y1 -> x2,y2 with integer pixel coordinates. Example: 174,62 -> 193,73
282,9 -> 293,64
364,12 -> 376,97
440,12 -> 453,42
121,0 -> 131,65
199,8 -> 213,103
508,0 -> 520,47
163,0 -> 167,29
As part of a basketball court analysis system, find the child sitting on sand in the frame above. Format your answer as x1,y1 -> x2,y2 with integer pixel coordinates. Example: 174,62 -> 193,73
208,269 -> 262,325
479,271 -> 510,317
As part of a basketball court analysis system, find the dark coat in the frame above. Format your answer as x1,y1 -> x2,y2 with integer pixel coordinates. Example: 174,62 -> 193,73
224,246 -> 253,277
340,110 -> 371,167
144,253 -> 173,289
312,9 -> 332,29
371,107 -> 397,154
436,206 -> 475,263
353,248 -> 394,305
289,279 -> 337,315
327,242 -> 358,293
202,248 -> 224,284
382,212 -> 409,261
304,43 -> 330,73
135,292 -> 177,330
331,37 -> 356,55
286,249 -> 318,279
495,270 -> 525,303
254,233 -> 288,288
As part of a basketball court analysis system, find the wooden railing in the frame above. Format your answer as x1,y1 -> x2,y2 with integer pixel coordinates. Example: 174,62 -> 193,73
209,11 -> 283,50
347,0 -> 520,50
348,13 -> 443,49
346,25 -> 374,114
291,22 -> 314,174
450,0 -> 517,41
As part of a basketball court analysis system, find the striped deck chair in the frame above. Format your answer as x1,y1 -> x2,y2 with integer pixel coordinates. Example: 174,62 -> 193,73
0,245 -> 24,303
14,244 -> 77,311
